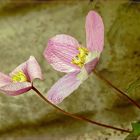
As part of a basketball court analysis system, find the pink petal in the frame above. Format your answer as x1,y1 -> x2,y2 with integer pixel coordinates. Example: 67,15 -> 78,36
27,56 -> 43,82
0,82 -> 32,96
46,72 -> 82,104
85,58 -> 99,74
10,56 -> 43,82
9,62 -> 28,78
0,72 -> 11,87
86,11 -> 104,53
44,34 -> 80,73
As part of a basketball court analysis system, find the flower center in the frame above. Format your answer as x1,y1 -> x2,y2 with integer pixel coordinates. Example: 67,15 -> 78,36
72,47 -> 89,67
12,71 -> 27,83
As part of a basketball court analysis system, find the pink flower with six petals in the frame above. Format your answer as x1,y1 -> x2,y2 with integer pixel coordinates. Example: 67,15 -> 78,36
44,11 -> 104,104
0,56 -> 43,96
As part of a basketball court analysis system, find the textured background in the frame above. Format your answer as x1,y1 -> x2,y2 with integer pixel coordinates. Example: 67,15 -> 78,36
0,0 -> 140,139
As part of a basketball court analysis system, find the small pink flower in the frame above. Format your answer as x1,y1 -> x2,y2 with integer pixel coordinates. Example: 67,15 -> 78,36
0,56 -> 43,96
44,11 -> 104,104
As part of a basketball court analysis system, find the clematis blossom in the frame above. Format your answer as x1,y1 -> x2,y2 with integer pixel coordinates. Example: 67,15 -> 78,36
0,56 -> 43,96
44,11 -> 104,104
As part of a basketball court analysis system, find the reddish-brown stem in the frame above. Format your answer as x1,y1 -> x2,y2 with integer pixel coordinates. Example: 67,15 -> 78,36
93,69 -> 140,110
32,86 -> 131,133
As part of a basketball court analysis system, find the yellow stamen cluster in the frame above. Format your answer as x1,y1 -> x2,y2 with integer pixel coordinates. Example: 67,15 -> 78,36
72,47 -> 89,67
12,71 -> 27,83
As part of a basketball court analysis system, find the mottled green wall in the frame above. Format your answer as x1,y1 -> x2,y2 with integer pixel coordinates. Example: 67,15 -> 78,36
0,0 -> 140,139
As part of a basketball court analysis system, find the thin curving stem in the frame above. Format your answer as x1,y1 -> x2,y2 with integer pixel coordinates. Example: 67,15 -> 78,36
32,86 -> 131,133
93,69 -> 140,110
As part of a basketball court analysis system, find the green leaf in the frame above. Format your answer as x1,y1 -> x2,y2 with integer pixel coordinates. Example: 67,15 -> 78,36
125,122 -> 140,140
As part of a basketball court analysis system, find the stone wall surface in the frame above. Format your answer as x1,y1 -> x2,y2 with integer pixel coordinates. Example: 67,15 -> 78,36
0,0 -> 140,139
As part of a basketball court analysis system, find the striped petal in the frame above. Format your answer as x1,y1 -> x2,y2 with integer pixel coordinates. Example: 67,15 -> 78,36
0,82 -> 32,96
0,72 -> 11,87
44,34 -> 80,73
10,56 -> 43,82
85,58 -> 99,74
9,62 -> 28,78
46,72 -> 82,104
27,56 -> 43,82
86,11 -> 104,53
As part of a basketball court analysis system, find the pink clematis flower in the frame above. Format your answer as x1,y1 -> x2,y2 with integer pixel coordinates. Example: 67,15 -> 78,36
44,11 -> 104,104
0,56 -> 43,96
